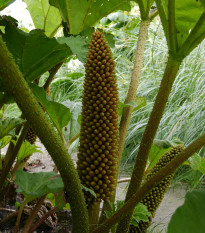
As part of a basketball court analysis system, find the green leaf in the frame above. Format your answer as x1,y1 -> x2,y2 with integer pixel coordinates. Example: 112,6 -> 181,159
157,0 -> 204,50
0,136 -> 11,149
58,35 -> 88,62
185,154 -> 205,175
15,170 -> 64,198
62,100 -> 81,140
167,190 -> 205,233
104,210 -> 112,219
189,153 -> 201,171
175,0 -> 203,47
199,158 -> 205,174
0,0 -> 15,11
119,96 -> 146,116
147,144 -> 170,171
17,141 -> 42,162
1,20 -> 71,82
0,117 -> 23,139
15,201 -> 20,209
64,202 -> 71,210
23,0 -> 62,37
49,0 -> 131,34
81,184 -> 96,198
132,203 -> 151,223
29,83 -> 71,134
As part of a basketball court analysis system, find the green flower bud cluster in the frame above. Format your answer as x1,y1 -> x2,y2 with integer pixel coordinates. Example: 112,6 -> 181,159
129,145 -> 184,233
25,127 -> 37,145
77,30 -> 119,202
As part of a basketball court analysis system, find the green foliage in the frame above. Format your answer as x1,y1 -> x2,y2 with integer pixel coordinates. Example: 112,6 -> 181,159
81,184 -> 97,198
175,0 -> 203,47
15,169 -> 64,199
147,144 -> 170,171
130,203 -> 151,226
49,0 -> 131,34
23,0 -> 61,37
167,190 -> 205,233
185,153 -> 205,175
58,35 -> 89,63
0,135 -> 11,149
156,0 -> 205,57
62,99 -> 81,141
0,18 -> 71,82
0,0 -> 15,11
105,201 -> 151,232
0,117 -> 23,139
119,96 -> 146,116
29,83 -> 71,136
14,140 -> 42,162
50,71 -> 84,102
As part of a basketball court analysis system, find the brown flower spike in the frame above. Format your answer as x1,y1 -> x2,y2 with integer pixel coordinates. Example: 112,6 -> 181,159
77,30 -> 119,202
25,127 -> 37,145
129,145 -> 184,233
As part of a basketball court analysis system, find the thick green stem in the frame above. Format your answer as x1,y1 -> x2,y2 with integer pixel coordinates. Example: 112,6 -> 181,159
116,56 -> 181,233
0,36 -> 89,233
22,195 -> 46,233
88,202 -> 101,231
92,133 -> 205,233
117,19 -> 150,175
0,122 -> 29,191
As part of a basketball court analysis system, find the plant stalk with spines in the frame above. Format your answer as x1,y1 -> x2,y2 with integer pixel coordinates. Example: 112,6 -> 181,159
91,133 -> 205,233
116,55 -> 182,233
0,35 -> 89,233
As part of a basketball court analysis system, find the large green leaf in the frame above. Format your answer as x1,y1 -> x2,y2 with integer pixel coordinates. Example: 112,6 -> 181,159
175,0 -> 204,47
157,0 -> 204,48
167,190 -> 205,233
23,0 -> 62,37
1,19 -> 71,82
0,117 -> 23,139
29,83 -> 71,135
49,0 -> 131,34
0,0 -> 15,11
58,35 -> 88,62
15,169 -> 64,198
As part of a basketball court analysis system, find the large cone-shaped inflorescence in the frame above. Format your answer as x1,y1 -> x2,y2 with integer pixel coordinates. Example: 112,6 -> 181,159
77,30 -> 119,203
129,145 -> 184,233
